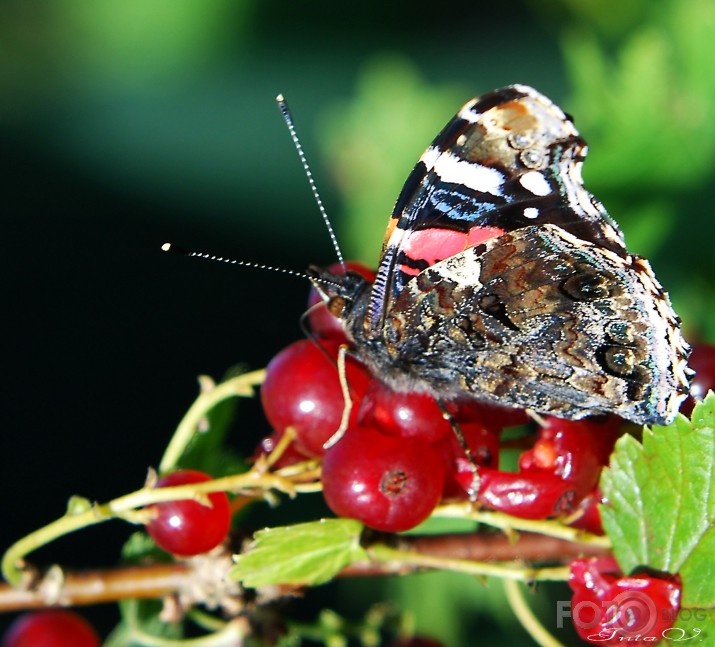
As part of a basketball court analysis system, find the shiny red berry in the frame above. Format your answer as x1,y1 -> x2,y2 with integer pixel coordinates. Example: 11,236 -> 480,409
681,342 -> 715,415
322,426 -> 444,532
567,490 -> 605,535
146,469 -> 230,556
307,261 -> 376,341
478,468 -> 576,519
569,557 -> 681,643
451,398 -> 530,430
439,421 -> 501,500
261,339 -> 371,456
518,416 -> 621,500
2,611 -> 100,647
477,417 -> 620,519
358,380 -> 453,443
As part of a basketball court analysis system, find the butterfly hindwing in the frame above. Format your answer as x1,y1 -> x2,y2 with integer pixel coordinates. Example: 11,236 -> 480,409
379,224 -> 688,424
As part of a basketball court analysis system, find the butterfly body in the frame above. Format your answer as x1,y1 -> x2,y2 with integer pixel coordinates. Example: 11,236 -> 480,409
309,85 -> 690,425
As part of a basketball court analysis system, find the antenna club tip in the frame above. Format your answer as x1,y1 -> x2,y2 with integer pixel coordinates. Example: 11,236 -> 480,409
276,93 -> 285,103
161,243 -> 172,252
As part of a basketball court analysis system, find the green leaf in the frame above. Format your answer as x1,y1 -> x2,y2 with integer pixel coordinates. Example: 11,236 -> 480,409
230,519 -> 367,587
599,393 -> 715,610
120,531 -> 172,565
105,599 -> 183,646
401,515 -> 478,536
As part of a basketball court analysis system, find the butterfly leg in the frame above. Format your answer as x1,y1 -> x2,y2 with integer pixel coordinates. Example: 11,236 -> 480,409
322,344 -> 353,450
437,400 -> 480,501
526,410 -> 547,427
301,307 -> 355,451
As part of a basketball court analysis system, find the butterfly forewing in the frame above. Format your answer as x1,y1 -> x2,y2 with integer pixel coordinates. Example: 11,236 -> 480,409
378,225 -> 689,425
368,85 -> 627,330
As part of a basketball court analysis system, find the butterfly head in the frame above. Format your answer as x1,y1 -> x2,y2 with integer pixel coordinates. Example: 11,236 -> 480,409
306,266 -> 371,323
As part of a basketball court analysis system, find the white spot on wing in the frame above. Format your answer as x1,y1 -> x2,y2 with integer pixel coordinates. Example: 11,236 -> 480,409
420,146 -> 441,168
437,252 -> 484,285
419,151 -> 504,196
458,100 -> 481,123
519,171 -> 551,196
524,207 -> 539,219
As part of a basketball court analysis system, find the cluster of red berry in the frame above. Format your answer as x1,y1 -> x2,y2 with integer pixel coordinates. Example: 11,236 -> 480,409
257,262 -> 627,533
5,254 -> 711,644
568,557 -> 682,644
1,473 -> 233,646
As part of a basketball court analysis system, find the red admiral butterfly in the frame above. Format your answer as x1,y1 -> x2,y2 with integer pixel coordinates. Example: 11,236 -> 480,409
309,84 -> 691,425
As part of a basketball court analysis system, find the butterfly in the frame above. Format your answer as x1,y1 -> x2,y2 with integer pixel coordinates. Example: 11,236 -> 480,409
308,84 -> 691,426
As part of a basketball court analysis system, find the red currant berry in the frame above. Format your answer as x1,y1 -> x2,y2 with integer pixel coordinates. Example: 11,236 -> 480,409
307,261 -> 376,341
358,380 -> 452,443
680,342 -> 715,415
478,417 -> 620,518
478,468 -> 577,519
2,611 -> 100,647
568,490 -> 605,535
518,416 -> 620,499
569,557 -> 681,643
321,426 -> 444,532
451,399 -> 530,430
146,469 -> 230,557
439,422 -> 501,500
261,339 -> 371,456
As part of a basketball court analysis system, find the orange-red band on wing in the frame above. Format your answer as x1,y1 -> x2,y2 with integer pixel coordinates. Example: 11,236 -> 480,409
398,226 -> 506,276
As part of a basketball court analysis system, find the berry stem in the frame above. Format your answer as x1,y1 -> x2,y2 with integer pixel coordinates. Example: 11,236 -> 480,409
0,563 -> 190,610
159,370 -> 266,474
368,543 -> 570,582
122,598 -> 248,647
503,579 -> 565,647
0,532 -> 604,611
394,532 -> 609,564
1,468 -> 310,588
0,531 -> 609,611
434,503 -> 611,548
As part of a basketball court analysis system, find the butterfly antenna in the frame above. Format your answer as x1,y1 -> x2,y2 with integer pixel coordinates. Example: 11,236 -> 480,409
161,242 -> 310,281
276,94 -> 346,270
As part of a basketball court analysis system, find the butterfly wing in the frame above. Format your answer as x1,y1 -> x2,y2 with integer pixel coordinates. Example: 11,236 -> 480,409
368,84 -> 626,331
381,224 -> 689,424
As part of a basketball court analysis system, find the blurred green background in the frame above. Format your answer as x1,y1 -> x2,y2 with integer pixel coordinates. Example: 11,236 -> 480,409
2,1 -> 714,645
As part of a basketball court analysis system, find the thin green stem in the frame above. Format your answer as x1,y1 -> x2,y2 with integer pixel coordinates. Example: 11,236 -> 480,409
503,579 -> 566,647
369,544 -> 570,582
2,469 -> 306,587
434,503 -> 611,548
187,609 -> 228,632
123,599 -> 247,646
159,370 -> 265,474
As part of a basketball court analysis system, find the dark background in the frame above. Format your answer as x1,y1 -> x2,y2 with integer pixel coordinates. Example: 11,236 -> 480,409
1,1 -> 713,644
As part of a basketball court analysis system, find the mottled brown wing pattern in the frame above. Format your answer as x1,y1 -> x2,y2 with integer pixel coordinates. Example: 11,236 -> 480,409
383,225 -> 689,424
